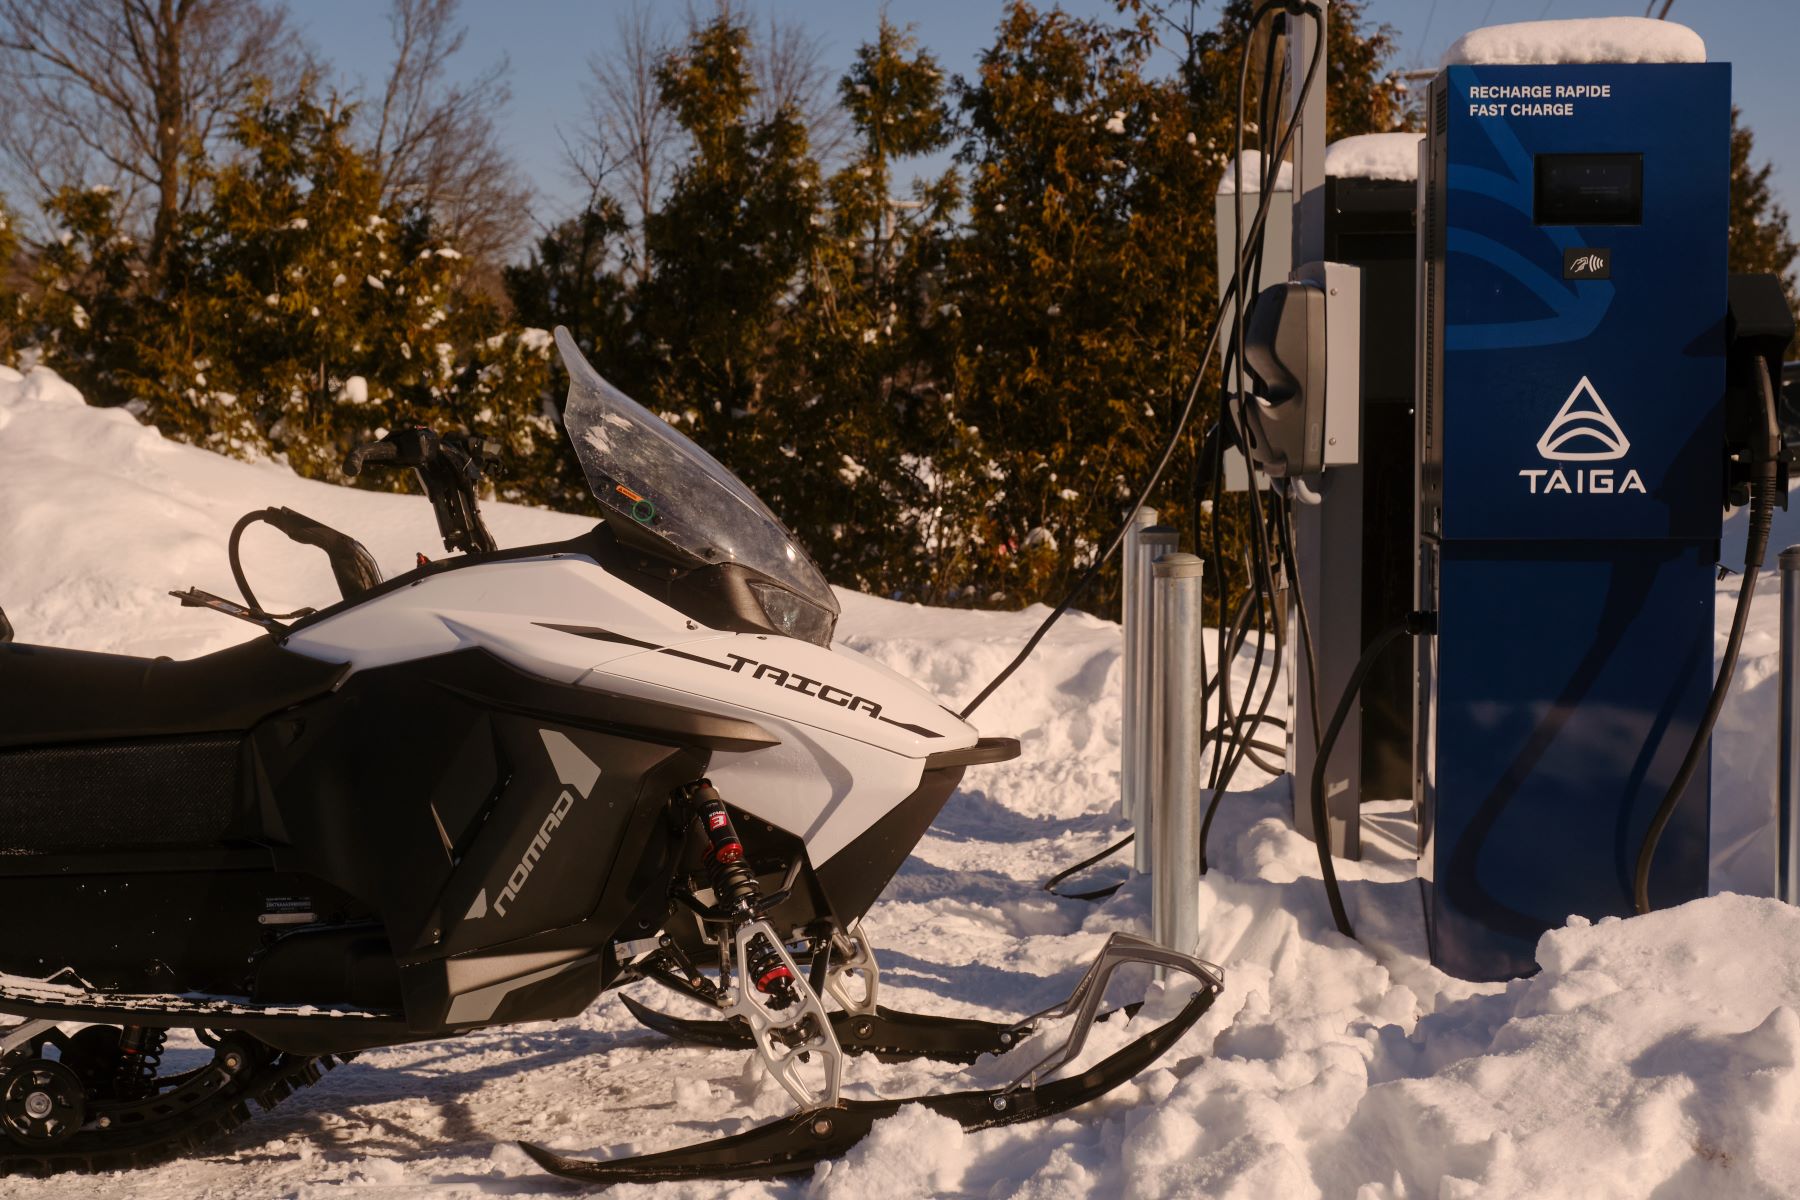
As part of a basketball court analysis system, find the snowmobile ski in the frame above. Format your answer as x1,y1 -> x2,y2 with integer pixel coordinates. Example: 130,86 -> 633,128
627,914 -> 1143,1064
621,992 -> 1038,1063
620,992 -> 1147,1065
525,933 -> 1222,1184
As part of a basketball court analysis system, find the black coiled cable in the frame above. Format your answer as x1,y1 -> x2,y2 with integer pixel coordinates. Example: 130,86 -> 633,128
1632,356 -> 1783,914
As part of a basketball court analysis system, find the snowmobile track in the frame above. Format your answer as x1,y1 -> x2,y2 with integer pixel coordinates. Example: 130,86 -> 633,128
0,1044 -> 341,1176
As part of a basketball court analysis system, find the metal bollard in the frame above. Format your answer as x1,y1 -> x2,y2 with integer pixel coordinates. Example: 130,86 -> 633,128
1152,552 -> 1205,970
1780,546 -> 1800,903
1132,525 -> 1180,873
1120,507 -> 1158,865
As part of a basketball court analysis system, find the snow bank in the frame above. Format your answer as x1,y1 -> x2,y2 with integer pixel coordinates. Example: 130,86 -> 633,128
1217,151 -> 1293,196
4,365 -> 1798,1197
1345,896 -> 1800,1197
1710,489 -> 1800,896
0,365 -> 589,656
1325,133 -> 1423,183
1442,17 -> 1706,68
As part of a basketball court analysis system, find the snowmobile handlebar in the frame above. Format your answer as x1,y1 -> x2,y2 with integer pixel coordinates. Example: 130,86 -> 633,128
341,427 -> 501,557
341,439 -> 400,477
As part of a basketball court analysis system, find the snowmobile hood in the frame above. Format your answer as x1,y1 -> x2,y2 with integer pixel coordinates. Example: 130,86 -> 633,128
554,327 -> 838,643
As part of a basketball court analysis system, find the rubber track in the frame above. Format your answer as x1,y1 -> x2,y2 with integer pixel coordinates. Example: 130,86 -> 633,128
0,1048 -> 342,1176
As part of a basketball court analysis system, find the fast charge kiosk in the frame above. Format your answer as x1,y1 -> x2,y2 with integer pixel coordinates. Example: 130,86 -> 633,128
1417,61 -> 1730,980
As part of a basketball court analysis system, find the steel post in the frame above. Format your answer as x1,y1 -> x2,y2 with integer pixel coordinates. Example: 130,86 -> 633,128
1781,546 -> 1800,904
1152,552 -> 1205,971
1120,507 -> 1158,864
1134,525 -> 1180,873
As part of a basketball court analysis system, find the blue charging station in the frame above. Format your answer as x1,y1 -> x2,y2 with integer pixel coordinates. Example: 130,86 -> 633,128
1417,61 -> 1731,980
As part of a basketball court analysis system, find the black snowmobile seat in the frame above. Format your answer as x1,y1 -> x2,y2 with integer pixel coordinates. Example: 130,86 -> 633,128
0,636 -> 348,749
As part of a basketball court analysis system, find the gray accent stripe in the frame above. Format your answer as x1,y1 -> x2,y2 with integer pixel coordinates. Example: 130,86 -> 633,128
445,953 -> 598,1024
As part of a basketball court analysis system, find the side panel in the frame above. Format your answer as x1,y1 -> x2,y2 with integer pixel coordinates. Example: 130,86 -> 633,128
251,651 -> 696,963
588,634 -> 974,863
702,727 -> 923,868
285,556 -> 979,873
1429,543 -> 1712,980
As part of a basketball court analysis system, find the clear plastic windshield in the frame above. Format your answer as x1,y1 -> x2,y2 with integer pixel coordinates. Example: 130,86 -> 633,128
554,327 -> 838,615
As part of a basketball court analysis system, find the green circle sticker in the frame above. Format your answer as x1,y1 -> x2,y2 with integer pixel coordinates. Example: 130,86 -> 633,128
631,499 -> 655,523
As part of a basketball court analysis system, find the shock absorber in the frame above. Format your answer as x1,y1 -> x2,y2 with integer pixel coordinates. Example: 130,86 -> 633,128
114,1025 -> 166,1100
685,781 -> 797,1008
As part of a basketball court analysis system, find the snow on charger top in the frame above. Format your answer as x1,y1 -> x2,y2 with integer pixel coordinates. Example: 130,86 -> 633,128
1216,135 -> 1426,190
1214,20 -> 1704,193
1440,17 -> 1705,67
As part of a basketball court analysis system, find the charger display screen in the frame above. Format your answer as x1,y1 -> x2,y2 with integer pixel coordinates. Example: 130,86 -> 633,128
1534,154 -> 1643,225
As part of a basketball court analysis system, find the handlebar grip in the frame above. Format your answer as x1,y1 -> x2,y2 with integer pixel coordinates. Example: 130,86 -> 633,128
343,440 -> 400,478
263,506 -> 337,549
256,507 -> 384,600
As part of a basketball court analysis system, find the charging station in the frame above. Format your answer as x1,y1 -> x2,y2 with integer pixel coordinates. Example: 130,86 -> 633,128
1163,10 -> 1789,986
1416,60 -> 1731,979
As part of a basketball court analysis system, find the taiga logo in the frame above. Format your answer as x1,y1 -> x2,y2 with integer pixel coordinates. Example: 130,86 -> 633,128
1536,376 -> 1629,461
1520,376 -> 1646,495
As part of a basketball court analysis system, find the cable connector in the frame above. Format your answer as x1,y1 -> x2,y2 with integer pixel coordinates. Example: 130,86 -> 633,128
1403,611 -> 1438,637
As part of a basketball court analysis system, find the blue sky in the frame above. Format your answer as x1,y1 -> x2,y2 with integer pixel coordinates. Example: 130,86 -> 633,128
297,0 -> 1800,238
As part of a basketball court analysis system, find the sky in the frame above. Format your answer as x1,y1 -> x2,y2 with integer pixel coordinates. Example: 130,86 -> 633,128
296,0 -> 1800,239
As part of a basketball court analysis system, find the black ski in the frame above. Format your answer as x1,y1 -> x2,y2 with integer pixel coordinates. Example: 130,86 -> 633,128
621,992 -> 1144,1064
523,985 -> 1216,1184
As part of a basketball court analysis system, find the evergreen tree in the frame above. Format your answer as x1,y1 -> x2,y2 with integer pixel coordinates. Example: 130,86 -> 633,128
1729,107 -> 1800,313
0,197 -> 23,351
1323,0 -> 1410,138
503,198 -> 634,364
796,16 -> 964,598
948,3 -> 1222,606
25,186 -> 152,411
499,196 -> 636,511
631,13 -> 823,525
28,86 -> 569,506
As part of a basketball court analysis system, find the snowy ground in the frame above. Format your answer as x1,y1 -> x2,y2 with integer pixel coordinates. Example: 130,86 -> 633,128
3,366 -> 1800,1198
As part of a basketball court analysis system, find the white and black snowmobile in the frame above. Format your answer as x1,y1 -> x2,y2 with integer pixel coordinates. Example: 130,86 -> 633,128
0,328 -> 1221,1183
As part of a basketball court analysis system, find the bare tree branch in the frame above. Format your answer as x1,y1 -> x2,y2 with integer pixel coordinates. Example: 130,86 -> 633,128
751,9 -> 848,166
0,0 -> 308,271
579,1 -> 679,281
363,0 -> 532,267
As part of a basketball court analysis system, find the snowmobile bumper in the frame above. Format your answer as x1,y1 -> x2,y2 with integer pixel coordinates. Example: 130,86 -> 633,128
523,932 -> 1222,1184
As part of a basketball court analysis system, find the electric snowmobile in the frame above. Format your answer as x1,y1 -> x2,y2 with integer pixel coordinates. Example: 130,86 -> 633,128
0,328 -> 1221,1183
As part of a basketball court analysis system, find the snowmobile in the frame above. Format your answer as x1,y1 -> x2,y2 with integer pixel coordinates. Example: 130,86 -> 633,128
0,328 -> 1221,1182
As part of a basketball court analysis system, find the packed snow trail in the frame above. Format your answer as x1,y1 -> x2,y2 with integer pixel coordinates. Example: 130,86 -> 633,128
1,366 -> 1798,1198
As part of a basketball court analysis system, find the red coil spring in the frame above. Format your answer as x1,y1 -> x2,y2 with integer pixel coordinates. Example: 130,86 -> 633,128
687,781 -> 795,1007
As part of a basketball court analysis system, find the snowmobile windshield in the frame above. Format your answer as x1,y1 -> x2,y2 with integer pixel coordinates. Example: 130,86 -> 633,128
554,327 -> 839,637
